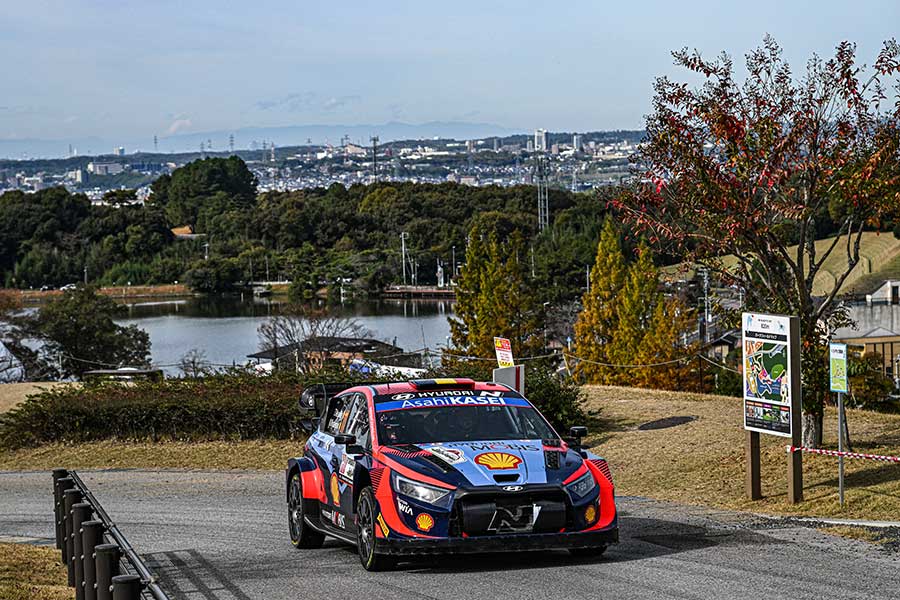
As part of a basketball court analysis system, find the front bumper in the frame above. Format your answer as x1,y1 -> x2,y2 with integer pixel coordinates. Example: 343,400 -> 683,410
377,525 -> 618,556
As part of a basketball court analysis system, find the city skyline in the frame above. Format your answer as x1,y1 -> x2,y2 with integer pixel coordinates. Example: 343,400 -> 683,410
3,0 -> 898,155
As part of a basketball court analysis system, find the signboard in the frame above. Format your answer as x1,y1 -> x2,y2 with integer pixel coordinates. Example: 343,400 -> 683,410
829,343 -> 848,393
742,312 -> 795,437
493,337 -> 515,368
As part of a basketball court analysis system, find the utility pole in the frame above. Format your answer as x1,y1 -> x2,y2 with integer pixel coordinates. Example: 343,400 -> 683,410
84,266 -> 88,285
534,157 -> 549,231
203,243 -> 209,261
371,136 -> 379,183
701,267 -> 711,343
400,232 -> 409,285
531,246 -> 536,278
451,245 -> 456,278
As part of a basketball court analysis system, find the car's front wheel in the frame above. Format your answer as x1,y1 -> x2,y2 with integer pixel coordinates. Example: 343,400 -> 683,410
356,486 -> 396,571
288,472 -> 325,549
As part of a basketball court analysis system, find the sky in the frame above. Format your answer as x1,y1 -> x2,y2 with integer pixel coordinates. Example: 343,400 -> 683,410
2,0 -> 898,148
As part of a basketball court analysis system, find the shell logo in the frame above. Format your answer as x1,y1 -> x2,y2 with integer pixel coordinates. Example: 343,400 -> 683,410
330,473 -> 341,507
415,513 -> 434,532
474,452 -> 522,470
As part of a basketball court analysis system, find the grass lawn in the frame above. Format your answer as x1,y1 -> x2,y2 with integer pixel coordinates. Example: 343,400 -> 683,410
0,543 -> 71,600
582,385 -> 900,521
1,386 -> 898,522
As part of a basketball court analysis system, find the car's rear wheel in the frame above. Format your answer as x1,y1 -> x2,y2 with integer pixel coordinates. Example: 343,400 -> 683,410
288,472 -> 325,549
356,486 -> 396,571
569,545 -> 607,557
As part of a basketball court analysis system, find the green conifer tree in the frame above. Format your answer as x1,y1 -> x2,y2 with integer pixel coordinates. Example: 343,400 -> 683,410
573,219 -> 627,383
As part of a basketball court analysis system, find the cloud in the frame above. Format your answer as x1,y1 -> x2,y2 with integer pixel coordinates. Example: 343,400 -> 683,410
166,117 -> 192,135
255,93 -> 361,113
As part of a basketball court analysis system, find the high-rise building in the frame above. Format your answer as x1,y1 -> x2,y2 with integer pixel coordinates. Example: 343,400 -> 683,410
534,128 -> 547,152
526,139 -> 535,153
114,146 -> 125,156
572,134 -> 582,152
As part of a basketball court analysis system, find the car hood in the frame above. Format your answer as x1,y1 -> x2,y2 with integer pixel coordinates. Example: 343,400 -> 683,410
381,439 -> 584,487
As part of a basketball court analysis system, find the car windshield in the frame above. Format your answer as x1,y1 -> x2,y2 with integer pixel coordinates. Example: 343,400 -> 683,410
376,403 -> 557,446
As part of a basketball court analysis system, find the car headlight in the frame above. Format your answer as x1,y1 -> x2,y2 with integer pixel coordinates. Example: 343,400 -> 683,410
391,473 -> 453,510
566,471 -> 597,499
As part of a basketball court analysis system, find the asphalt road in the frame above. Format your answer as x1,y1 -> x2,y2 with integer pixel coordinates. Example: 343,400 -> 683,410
2,470 -> 899,600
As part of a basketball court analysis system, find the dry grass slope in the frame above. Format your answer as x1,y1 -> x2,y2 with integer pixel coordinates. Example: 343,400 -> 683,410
582,385 -> 900,521
0,543 -> 71,600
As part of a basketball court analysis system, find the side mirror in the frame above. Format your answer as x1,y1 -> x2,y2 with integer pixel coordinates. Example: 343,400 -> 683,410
570,426 -> 588,439
334,433 -> 356,446
569,426 -> 588,457
346,444 -> 366,456
299,418 -> 318,433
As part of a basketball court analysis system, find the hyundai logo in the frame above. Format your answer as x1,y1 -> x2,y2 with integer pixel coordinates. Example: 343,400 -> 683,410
502,485 -> 524,492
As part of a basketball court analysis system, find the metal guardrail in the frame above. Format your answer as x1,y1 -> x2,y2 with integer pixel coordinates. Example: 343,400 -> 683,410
52,469 -> 170,600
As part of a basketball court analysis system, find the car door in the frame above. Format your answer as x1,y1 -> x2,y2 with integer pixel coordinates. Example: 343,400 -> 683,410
336,393 -> 371,529
316,393 -> 351,531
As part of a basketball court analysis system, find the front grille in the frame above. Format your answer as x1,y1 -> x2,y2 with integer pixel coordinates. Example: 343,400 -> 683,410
451,489 -> 569,536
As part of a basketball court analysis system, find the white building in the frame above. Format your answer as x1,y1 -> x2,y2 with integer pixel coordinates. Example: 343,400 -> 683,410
534,128 -> 547,152
87,162 -> 124,176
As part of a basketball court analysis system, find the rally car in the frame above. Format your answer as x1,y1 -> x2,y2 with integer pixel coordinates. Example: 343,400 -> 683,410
286,378 -> 618,570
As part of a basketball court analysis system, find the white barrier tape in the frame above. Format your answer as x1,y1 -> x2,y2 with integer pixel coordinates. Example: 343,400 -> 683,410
786,445 -> 900,463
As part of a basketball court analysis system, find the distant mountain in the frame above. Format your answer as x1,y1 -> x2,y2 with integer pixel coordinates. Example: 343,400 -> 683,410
0,121 -> 520,159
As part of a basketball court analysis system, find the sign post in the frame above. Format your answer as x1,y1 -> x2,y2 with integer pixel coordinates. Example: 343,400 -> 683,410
492,337 -> 523,394
493,337 -> 515,368
742,312 -> 803,503
829,342 -> 848,507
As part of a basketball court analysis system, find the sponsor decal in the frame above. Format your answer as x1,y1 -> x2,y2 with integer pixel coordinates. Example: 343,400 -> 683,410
330,473 -> 341,507
427,446 -> 466,465
397,498 -> 413,515
338,454 -> 355,484
475,452 -> 522,470
376,513 -> 390,537
584,504 -> 597,525
377,395 -> 530,412
449,442 -> 540,452
321,507 -> 346,529
391,390 -> 504,400
415,513 -> 435,532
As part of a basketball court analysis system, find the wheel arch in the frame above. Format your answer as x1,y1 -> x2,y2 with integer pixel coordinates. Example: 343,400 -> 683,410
286,456 -> 317,501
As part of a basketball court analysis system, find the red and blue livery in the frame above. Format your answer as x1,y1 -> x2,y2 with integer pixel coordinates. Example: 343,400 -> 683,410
286,378 -> 618,570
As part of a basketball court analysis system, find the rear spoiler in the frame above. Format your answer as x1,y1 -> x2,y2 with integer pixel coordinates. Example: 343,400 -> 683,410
298,382 -> 382,417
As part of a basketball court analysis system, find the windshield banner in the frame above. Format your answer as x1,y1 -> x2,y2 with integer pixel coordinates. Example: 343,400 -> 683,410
375,395 -> 531,412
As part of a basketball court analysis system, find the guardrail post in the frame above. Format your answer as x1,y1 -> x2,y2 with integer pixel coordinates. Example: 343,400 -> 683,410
111,574 -> 142,600
72,502 -> 93,600
63,487 -> 84,586
94,543 -> 121,600
52,469 -> 69,550
81,520 -> 105,600
56,476 -> 75,558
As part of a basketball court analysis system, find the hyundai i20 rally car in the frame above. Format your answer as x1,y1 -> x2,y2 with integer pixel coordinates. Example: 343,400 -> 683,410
286,378 -> 618,570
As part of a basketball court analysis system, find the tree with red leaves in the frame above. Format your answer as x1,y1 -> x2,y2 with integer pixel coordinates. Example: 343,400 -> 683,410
614,36 -> 900,447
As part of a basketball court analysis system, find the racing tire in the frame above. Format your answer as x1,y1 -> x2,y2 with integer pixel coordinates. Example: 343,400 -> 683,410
288,472 -> 325,549
356,486 -> 397,571
569,545 -> 607,557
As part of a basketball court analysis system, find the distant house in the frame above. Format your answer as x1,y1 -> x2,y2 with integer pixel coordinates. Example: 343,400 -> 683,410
248,336 -> 422,371
834,326 -> 900,379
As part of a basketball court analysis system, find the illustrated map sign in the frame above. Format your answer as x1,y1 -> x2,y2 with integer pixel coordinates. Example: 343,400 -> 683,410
742,312 -> 794,437
494,337 -> 515,368
829,343 -> 848,393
